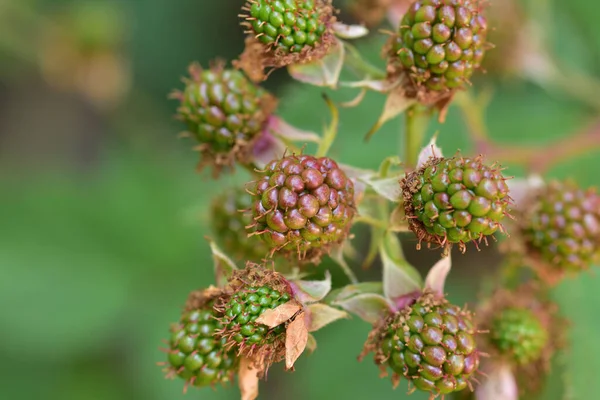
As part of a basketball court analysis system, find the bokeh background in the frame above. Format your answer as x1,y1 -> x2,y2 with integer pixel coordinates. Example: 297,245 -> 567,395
1,0 -> 599,399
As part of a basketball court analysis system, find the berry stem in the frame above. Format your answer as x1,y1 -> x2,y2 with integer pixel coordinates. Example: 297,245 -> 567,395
403,104 -> 431,169
315,94 -> 339,158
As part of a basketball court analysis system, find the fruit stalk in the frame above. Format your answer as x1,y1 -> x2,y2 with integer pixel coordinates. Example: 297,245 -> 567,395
404,104 -> 430,169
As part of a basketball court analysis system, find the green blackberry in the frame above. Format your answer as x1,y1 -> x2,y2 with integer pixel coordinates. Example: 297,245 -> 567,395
364,291 -> 480,397
173,61 -> 276,176
162,289 -> 238,389
522,180 -> 600,275
490,307 -> 548,365
211,188 -> 271,263
389,0 -> 488,98
401,155 -> 511,251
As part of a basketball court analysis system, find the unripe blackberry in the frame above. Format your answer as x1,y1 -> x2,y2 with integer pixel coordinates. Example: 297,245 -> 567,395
389,0 -> 488,99
401,155 -> 511,251
489,307 -> 548,366
476,284 -> 565,393
163,289 -> 238,389
211,188 -> 271,263
521,180 -> 600,274
237,0 -> 336,80
246,154 -> 356,263
215,265 -> 297,371
221,285 -> 291,347
173,62 -> 277,176
363,291 -> 480,397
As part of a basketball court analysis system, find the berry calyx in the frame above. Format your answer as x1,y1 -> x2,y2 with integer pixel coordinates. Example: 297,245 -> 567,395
521,180 -> 600,277
489,307 -> 548,366
401,154 -> 511,252
362,291 -> 480,397
246,153 -> 356,263
172,61 -> 277,176
388,0 -> 488,103
162,288 -> 238,389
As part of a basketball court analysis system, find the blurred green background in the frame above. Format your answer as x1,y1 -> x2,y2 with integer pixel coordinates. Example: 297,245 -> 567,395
0,0 -> 599,399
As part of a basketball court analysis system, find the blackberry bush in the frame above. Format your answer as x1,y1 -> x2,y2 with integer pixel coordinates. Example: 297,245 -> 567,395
158,1 -> 600,398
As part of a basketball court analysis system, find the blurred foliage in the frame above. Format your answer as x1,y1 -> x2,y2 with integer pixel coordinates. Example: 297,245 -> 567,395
0,0 -> 599,399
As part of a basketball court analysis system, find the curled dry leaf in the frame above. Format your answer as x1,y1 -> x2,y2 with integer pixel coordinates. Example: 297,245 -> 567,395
285,311 -> 309,369
255,301 -> 302,328
416,134 -> 443,170
306,303 -> 349,332
290,271 -> 332,304
332,22 -> 369,39
238,357 -> 260,400
423,255 -> 452,297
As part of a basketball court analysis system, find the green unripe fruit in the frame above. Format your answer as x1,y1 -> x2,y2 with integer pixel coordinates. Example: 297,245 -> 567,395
522,180 -> 600,274
243,0 -> 332,54
173,62 -> 276,175
490,307 -> 548,365
247,154 -> 356,263
211,188 -> 271,263
164,294 -> 238,388
219,285 -> 292,349
391,0 -> 488,92
366,292 -> 479,397
401,155 -> 511,251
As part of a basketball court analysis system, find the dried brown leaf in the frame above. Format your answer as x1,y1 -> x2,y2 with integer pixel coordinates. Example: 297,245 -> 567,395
238,357 -> 260,400
285,312 -> 309,370
255,301 -> 301,328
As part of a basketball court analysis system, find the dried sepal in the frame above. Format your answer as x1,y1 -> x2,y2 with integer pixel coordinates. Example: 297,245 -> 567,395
255,301 -> 303,328
285,311 -> 309,369
238,357 -> 260,400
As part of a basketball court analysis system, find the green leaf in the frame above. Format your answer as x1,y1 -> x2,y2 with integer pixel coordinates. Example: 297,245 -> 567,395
332,293 -> 392,324
329,244 -> 359,284
381,231 -> 423,300
287,38 -> 344,88
306,303 -> 349,332
290,271 -> 332,304
209,239 -> 239,287
360,175 -> 403,202
325,282 -> 384,304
